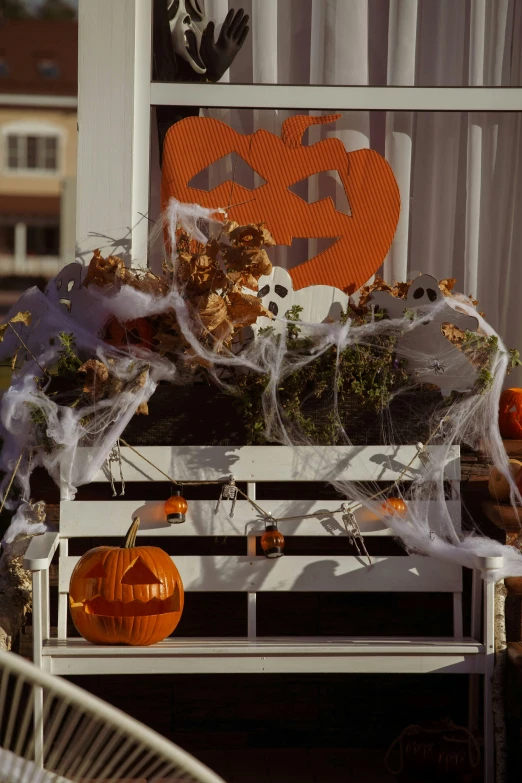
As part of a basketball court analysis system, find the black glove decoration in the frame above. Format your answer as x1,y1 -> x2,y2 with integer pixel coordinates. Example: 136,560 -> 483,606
200,8 -> 250,83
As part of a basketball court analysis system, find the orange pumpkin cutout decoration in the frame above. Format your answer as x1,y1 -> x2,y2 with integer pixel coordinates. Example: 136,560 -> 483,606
162,114 -> 400,294
69,518 -> 184,646
499,388 -> 522,439
105,317 -> 155,351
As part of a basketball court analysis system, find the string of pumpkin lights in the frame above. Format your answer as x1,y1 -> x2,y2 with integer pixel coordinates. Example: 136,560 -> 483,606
116,417 -> 449,562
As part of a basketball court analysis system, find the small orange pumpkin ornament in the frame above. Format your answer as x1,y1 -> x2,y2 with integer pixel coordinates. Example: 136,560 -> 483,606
105,317 -> 155,351
69,518 -> 184,646
260,520 -> 285,558
499,388 -> 522,439
164,491 -> 188,524
381,498 -> 408,518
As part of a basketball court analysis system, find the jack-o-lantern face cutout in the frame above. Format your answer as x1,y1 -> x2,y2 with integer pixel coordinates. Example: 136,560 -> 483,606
69,518 -> 184,646
162,114 -> 400,294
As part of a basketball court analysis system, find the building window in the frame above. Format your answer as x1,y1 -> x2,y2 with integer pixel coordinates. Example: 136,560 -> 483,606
0,225 -> 15,254
38,59 -> 60,79
27,223 -> 60,257
5,135 -> 59,173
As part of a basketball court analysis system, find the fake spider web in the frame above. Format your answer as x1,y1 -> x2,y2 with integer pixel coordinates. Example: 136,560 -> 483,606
0,199 -> 521,580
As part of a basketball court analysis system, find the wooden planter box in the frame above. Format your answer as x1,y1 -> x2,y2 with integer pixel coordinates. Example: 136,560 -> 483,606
121,383 -> 445,447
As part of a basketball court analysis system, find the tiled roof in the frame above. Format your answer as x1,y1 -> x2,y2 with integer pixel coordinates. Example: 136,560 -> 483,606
0,20 -> 77,97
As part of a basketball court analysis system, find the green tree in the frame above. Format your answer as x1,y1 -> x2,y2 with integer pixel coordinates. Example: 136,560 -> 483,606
36,0 -> 76,20
1,0 -> 30,20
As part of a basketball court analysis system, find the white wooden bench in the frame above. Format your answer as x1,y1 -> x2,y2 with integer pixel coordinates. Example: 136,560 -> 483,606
24,445 -> 501,781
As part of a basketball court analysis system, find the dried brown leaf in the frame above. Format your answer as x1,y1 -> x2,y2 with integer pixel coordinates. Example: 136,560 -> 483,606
77,359 -> 110,395
10,311 -> 32,327
11,347 -> 20,370
83,249 -> 125,288
211,319 -> 234,347
392,282 -> 411,300
197,293 -> 228,332
441,323 -> 466,345
226,291 -> 273,327
0,311 -> 32,343
153,332 -> 182,356
439,278 -> 457,296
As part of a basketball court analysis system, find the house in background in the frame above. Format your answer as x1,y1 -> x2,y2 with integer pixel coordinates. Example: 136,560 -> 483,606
0,18 -> 77,315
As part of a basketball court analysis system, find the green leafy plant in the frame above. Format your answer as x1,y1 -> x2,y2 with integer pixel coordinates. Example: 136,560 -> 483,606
233,307 -> 410,445
25,402 -> 56,454
56,333 -> 83,377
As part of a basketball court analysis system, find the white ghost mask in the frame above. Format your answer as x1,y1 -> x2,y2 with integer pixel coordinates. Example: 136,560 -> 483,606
45,263 -> 110,334
251,266 -> 349,336
370,273 -> 479,396
168,0 -> 209,75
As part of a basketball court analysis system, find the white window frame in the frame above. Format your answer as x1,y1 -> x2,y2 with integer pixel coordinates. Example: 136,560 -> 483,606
76,0 -> 522,269
1,121 -> 63,177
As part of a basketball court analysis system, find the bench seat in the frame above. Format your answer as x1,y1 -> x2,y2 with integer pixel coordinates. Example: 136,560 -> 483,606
41,636 -> 485,676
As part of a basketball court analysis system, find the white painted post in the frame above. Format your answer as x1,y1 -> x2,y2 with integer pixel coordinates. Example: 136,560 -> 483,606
32,571 -> 44,766
482,557 -> 502,783
57,539 -> 68,640
76,0 -> 152,268
60,176 -> 77,264
468,569 -> 482,733
14,222 -> 26,273
247,482 -> 257,639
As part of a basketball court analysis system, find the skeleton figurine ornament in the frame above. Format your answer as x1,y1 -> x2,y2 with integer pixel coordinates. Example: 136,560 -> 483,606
215,476 -> 239,518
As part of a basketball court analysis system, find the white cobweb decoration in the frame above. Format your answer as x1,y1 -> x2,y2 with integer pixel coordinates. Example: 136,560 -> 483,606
0,199 -> 521,580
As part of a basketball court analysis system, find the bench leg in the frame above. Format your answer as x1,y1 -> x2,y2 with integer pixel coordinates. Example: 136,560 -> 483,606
468,673 -> 479,734
484,579 -> 496,783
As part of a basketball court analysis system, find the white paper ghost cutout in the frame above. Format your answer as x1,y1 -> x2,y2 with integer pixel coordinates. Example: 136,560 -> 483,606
369,274 -> 479,396
45,263 -> 110,334
252,266 -> 349,335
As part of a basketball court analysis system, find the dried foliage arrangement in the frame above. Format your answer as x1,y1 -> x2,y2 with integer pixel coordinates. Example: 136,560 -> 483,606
84,220 -> 274,366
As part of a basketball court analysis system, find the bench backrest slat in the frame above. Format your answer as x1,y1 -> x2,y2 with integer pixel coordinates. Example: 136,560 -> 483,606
73,445 -> 460,484
59,499 -> 462,538
59,554 -> 462,593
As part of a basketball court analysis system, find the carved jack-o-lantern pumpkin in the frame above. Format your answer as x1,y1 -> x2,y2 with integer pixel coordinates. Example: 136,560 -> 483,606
162,114 -> 400,294
69,518 -> 184,645
499,388 -> 522,440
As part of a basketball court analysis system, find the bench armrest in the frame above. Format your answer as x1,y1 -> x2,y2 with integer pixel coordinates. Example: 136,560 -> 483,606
23,532 -> 60,571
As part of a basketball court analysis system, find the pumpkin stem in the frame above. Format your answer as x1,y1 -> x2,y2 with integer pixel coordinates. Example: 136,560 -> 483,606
124,517 -> 140,548
281,114 -> 342,148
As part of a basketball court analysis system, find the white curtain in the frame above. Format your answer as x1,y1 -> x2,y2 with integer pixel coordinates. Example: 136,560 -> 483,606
200,0 -> 522,379
146,2 -> 522,377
